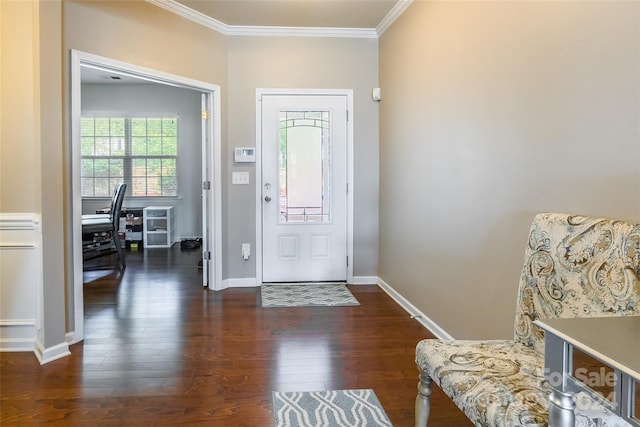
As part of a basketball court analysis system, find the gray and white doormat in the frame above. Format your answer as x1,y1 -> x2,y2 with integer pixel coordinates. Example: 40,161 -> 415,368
261,283 -> 360,308
272,389 -> 393,427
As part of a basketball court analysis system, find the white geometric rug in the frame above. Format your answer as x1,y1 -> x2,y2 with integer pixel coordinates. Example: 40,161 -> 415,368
261,283 -> 360,308
272,389 -> 392,427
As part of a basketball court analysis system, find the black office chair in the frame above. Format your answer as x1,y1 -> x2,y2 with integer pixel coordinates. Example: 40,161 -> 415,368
82,183 -> 127,270
82,183 -> 120,222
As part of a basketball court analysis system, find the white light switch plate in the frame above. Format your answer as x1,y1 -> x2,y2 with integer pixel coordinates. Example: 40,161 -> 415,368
232,171 -> 250,185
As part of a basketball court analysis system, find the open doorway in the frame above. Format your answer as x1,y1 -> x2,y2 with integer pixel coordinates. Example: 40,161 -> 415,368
69,50 -> 222,343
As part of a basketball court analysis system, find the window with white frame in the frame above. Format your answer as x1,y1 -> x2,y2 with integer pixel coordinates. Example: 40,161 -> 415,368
81,116 -> 178,197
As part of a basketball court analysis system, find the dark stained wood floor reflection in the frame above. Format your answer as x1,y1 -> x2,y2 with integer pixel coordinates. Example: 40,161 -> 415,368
1,247 -> 472,426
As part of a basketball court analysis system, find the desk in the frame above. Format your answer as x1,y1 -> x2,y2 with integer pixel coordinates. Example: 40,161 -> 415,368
534,317 -> 640,427
96,206 -> 144,245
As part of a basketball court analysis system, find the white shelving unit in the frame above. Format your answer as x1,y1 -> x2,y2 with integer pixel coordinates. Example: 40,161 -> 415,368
143,206 -> 176,248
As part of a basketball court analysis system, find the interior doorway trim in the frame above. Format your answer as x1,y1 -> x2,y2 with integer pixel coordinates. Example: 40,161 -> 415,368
255,88 -> 354,285
69,50 -> 222,343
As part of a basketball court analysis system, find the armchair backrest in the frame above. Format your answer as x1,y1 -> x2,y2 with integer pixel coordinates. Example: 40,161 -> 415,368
513,213 -> 640,354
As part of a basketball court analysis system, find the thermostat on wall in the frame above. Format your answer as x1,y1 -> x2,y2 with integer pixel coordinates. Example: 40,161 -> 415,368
234,147 -> 256,163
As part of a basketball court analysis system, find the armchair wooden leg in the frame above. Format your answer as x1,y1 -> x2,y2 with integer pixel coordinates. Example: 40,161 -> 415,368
416,370 -> 432,427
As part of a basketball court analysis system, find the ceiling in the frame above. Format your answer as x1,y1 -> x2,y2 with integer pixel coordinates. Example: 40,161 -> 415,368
173,0 -> 400,29
82,0 -> 403,84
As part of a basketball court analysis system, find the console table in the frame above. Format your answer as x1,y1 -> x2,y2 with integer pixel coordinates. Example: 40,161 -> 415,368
534,317 -> 640,427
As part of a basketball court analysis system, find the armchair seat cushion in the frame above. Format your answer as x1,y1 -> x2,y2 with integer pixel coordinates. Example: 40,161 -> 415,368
416,339 -> 631,427
416,339 -> 549,427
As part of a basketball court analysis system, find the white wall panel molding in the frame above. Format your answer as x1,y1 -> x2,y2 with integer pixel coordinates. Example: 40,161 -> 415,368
376,277 -> 454,340
0,213 -> 42,234
0,321 -> 37,351
0,213 -> 43,353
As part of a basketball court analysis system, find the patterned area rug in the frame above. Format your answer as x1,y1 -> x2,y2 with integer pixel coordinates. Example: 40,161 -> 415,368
272,389 -> 392,427
261,283 -> 360,307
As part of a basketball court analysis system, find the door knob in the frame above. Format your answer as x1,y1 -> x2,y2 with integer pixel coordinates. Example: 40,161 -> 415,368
264,196 -> 272,202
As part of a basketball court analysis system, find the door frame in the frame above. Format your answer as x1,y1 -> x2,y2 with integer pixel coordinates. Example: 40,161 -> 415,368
255,88 -> 354,285
69,50 -> 223,343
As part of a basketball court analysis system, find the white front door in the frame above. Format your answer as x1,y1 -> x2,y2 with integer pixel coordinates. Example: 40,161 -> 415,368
261,94 -> 348,282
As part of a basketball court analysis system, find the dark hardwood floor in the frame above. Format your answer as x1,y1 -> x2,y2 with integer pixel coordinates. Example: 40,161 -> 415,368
1,246 -> 471,426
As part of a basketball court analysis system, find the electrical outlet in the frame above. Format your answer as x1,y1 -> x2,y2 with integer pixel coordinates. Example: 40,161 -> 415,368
241,243 -> 250,260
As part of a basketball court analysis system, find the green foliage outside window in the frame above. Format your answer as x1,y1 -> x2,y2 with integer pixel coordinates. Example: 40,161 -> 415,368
81,116 -> 178,197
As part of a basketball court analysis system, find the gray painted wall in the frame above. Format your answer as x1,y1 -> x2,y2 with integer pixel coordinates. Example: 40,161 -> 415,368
226,36 -> 380,280
81,83 -> 203,241
378,1 -> 640,340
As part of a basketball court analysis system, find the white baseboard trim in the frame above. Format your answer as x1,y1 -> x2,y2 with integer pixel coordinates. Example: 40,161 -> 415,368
350,276 -> 378,285
0,338 -> 36,352
221,276 -> 379,287
0,320 -> 37,352
221,277 -> 258,289
66,331 -> 78,345
376,277 -> 454,340
34,340 -> 71,365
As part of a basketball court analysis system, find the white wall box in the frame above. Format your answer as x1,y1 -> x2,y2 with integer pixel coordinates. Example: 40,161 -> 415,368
143,206 -> 176,248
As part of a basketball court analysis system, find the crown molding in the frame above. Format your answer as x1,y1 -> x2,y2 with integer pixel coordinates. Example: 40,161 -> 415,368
376,0 -> 413,36
147,0 -> 230,34
227,25 -> 378,39
147,0 -> 389,39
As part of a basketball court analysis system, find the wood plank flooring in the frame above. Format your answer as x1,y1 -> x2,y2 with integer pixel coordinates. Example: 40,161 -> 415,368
1,247 -> 472,426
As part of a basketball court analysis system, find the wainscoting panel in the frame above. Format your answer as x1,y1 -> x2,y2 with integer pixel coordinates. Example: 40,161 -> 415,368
0,214 -> 42,352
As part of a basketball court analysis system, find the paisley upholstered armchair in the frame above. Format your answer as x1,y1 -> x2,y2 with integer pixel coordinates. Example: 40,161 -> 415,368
415,213 -> 640,427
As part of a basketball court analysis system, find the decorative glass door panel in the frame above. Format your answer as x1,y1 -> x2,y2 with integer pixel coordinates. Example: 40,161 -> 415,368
279,111 -> 331,223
